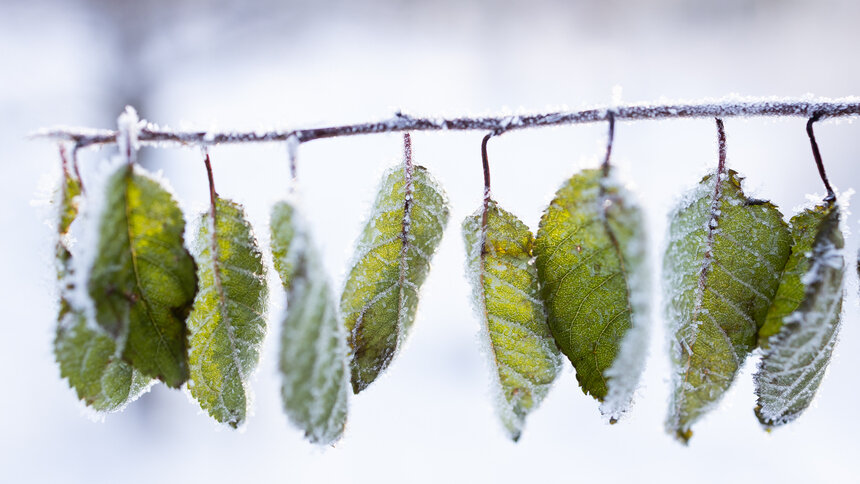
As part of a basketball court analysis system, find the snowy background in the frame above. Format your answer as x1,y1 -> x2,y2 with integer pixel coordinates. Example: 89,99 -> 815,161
2,0 -> 859,482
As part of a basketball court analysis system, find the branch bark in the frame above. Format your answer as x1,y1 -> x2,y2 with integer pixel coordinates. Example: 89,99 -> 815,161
33,98 -> 860,149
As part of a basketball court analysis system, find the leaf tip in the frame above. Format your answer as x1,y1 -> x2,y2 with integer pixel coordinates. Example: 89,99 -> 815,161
674,428 -> 693,445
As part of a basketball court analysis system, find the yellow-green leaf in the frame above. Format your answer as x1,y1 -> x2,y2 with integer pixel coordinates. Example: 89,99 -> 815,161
187,197 -> 268,427
272,200 -> 349,444
755,201 -> 844,428
341,164 -> 450,393
663,169 -> 791,443
463,199 -> 561,441
87,164 -> 197,388
534,168 -> 650,421
54,167 -> 151,411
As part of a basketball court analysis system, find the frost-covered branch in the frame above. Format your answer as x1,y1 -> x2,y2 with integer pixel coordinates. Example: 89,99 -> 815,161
32,98 -> 860,149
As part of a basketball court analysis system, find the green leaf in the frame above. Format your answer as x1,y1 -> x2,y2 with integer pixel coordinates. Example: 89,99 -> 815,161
754,201 -> 844,428
663,169 -> 791,443
341,164 -> 450,393
533,168 -> 650,421
55,312 -> 152,412
54,167 -> 151,412
463,199 -> 561,441
87,164 -> 197,388
272,200 -> 349,444
187,197 -> 268,427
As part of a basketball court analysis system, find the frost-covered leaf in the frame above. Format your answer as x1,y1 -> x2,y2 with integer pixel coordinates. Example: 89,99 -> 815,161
272,200 -> 349,444
87,164 -> 197,388
533,168 -> 650,421
54,167 -> 151,411
55,313 -> 152,412
754,201 -> 844,428
187,197 -> 268,427
463,199 -> 561,441
341,164 -> 450,393
663,169 -> 791,443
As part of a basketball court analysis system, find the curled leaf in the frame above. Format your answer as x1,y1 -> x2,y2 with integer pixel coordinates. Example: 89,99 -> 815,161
663,169 -> 791,443
54,166 -> 150,411
341,164 -> 450,393
87,164 -> 197,388
755,201 -> 844,428
187,197 -> 268,427
534,168 -> 650,421
463,199 -> 561,441
272,200 -> 349,444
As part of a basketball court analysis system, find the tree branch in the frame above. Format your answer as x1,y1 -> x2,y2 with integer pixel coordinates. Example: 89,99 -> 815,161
31,98 -> 860,149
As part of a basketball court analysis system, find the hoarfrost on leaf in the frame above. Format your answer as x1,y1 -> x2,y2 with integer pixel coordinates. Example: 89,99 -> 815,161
54,162 -> 151,411
533,167 -> 650,422
272,200 -> 349,445
462,199 -> 561,441
663,168 -> 791,443
187,197 -> 268,428
340,163 -> 450,393
85,163 -> 198,388
754,201 -> 844,429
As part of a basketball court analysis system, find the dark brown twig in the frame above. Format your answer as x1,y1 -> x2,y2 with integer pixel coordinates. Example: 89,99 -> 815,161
32,99 -> 860,149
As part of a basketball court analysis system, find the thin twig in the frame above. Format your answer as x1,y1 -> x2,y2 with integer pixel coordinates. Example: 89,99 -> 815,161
806,112 -> 836,202
32,98 -> 860,149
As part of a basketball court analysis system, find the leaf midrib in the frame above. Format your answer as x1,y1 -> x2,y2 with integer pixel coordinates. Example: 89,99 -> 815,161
393,164 -> 415,358
207,204 -> 247,386
682,171 -> 734,390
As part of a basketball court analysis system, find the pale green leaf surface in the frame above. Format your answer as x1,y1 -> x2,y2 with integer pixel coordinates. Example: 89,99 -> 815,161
272,200 -> 349,444
663,169 -> 791,443
55,311 -> 152,412
87,164 -> 197,388
463,199 -> 561,441
755,201 -> 844,428
187,197 -> 268,427
55,168 -> 151,412
534,168 -> 650,421
341,165 -> 450,393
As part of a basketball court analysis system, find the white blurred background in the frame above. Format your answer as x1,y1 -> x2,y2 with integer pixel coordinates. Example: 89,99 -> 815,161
2,0 -> 859,482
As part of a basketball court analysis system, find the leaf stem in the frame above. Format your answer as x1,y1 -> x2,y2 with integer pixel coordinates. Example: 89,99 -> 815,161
481,132 -> 493,206
58,143 -> 70,179
403,132 -> 413,174
806,112 -> 836,203
716,118 -> 726,176
601,111 -> 615,177
287,134 -> 299,189
71,143 -> 85,194
204,150 -> 218,218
